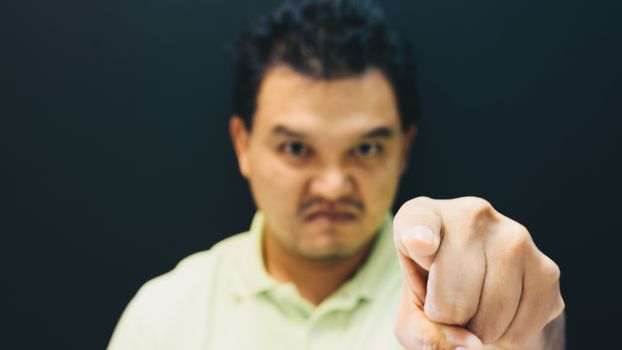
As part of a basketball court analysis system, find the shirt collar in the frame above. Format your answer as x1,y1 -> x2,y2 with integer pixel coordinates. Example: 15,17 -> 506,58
231,212 -> 278,299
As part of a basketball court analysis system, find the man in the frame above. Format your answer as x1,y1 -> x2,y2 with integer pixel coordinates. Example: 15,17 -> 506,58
109,1 -> 564,349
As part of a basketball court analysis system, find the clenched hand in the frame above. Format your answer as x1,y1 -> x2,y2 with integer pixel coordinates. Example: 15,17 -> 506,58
393,197 -> 564,350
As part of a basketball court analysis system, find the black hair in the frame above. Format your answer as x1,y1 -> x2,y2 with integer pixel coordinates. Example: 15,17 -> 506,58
232,0 -> 417,130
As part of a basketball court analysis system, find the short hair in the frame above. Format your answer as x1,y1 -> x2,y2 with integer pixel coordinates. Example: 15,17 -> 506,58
232,0 -> 418,130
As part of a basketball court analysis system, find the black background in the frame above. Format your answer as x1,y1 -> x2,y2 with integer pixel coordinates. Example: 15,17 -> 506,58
3,0 -> 621,349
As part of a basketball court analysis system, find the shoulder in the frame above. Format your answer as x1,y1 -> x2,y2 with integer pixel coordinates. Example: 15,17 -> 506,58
135,231 -> 250,308
108,231 -> 251,348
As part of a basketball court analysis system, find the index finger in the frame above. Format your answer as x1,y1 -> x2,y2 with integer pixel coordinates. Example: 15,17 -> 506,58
393,196 -> 443,271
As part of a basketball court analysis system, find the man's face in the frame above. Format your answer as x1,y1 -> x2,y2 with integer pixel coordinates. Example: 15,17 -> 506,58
230,65 -> 415,260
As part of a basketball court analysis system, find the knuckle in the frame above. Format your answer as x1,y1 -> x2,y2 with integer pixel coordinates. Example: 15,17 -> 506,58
468,321 -> 498,344
492,224 -> 531,262
552,296 -> 566,319
556,297 -> 566,317
395,327 -> 444,350
506,224 -> 531,252
468,312 -> 510,345
547,259 -> 562,281
456,197 -> 496,234
459,196 -> 493,216
544,266 -> 565,318
425,301 -> 474,326
512,222 -> 530,240
540,256 -> 561,283
416,338 -> 443,350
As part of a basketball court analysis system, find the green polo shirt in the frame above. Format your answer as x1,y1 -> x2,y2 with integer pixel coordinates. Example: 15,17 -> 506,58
108,212 -> 405,349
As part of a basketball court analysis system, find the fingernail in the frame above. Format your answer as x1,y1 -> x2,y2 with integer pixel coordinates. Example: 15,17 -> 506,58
455,347 -> 469,350
409,225 -> 436,245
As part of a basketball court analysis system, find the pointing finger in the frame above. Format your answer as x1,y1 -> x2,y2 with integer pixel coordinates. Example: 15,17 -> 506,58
394,197 -> 443,271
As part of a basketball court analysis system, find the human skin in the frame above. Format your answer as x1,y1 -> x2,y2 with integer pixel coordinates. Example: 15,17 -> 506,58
393,197 -> 565,349
230,65 -> 415,304
229,65 -> 564,349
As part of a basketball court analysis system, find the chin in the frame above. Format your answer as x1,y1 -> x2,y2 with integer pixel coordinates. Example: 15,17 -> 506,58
298,248 -> 352,261
289,220 -> 373,259
297,237 -> 364,261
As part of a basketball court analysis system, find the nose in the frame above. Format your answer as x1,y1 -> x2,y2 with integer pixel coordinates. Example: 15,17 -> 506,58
308,166 -> 354,201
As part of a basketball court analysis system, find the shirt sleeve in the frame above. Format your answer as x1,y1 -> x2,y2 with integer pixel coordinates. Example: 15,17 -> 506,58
107,286 -> 157,350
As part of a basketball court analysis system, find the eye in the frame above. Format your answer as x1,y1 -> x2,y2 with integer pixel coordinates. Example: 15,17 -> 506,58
353,142 -> 382,158
280,141 -> 311,158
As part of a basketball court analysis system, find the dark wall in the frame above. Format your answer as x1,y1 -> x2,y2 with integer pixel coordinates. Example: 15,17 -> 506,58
3,0 -> 621,349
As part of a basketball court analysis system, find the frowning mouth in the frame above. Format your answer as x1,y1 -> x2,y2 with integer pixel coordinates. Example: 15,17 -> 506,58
305,211 -> 358,223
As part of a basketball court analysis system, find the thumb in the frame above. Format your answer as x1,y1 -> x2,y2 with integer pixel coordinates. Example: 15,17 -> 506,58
396,288 -> 483,350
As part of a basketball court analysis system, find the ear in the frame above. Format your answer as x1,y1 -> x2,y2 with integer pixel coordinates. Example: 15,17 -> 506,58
399,124 -> 417,175
229,116 -> 251,179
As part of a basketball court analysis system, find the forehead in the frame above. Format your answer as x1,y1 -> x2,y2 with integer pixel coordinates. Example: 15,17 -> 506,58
253,65 -> 401,136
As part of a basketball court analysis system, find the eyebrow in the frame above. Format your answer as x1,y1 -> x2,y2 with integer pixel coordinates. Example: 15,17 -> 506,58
271,125 -> 308,138
270,125 -> 396,139
361,126 -> 395,139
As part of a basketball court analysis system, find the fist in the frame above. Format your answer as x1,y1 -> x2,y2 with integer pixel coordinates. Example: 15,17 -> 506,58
393,196 -> 564,350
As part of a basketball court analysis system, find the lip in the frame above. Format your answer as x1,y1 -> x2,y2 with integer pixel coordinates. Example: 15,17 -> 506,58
305,211 -> 357,223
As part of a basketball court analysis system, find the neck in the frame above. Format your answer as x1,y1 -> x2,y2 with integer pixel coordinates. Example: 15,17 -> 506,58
264,232 -> 374,306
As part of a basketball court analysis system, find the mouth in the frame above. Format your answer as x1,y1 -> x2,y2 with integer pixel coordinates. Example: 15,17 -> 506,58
305,211 -> 358,224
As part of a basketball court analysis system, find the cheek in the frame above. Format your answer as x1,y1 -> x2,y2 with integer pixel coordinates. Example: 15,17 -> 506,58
357,160 -> 401,212
249,153 -> 305,210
